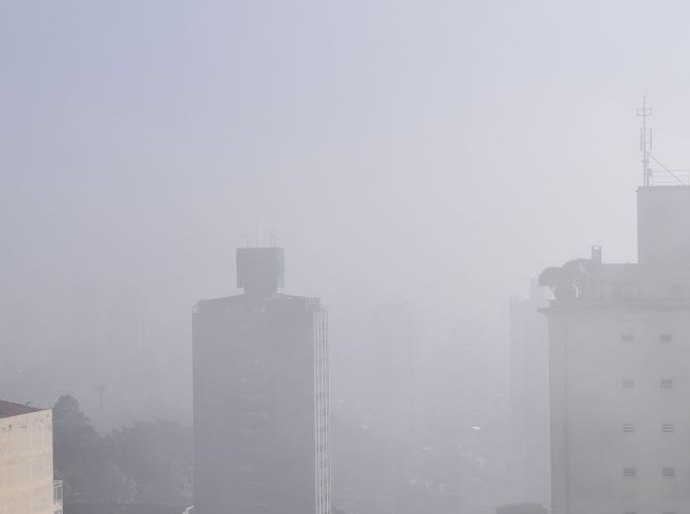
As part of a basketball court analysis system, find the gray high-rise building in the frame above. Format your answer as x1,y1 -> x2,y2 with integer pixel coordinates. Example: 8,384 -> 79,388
193,247 -> 330,514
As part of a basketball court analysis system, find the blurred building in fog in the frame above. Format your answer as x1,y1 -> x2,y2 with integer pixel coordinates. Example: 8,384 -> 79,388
542,185 -> 690,514
0,400 -> 62,514
426,321 -> 493,445
193,247 -> 330,514
509,281 -> 550,507
364,302 -> 421,443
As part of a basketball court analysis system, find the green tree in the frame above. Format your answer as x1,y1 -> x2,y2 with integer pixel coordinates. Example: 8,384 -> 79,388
53,395 -> 136,503
107,419 -> 193,505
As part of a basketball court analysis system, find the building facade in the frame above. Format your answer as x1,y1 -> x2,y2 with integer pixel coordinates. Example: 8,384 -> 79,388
193,247 -> 330,514
0,400 -> 62,514
542,186 -> 690,514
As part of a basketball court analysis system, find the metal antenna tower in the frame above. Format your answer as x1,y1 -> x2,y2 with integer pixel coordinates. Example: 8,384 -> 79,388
637,95 -> 653,186
636,97 -> 688,186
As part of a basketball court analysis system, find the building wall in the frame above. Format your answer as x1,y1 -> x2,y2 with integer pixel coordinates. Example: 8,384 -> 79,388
0,409 -> 54,514
637,186 -> 690,269
193,294 -> 330,514
548,306 -> 690,514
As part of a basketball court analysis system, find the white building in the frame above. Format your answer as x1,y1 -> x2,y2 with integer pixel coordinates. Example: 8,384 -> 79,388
0,400 -> 62,514
542,185 -> 690,514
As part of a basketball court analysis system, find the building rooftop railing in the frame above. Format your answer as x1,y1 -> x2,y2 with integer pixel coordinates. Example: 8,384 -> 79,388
648,169 -> 689,186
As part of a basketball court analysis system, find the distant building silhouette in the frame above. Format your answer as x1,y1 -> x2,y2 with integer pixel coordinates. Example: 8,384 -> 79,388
542,186 -> 690,514
0,400 -> 62,514
364,302 -> 421,443
426,321 -> 493,445
193,247 -> 330,514
509,281 -> 550,507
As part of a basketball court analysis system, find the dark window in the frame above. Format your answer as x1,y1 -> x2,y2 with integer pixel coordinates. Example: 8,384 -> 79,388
661,379 -> 675,389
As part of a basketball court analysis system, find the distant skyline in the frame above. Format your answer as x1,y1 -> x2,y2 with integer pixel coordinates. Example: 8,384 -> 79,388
3,0 -> 690,339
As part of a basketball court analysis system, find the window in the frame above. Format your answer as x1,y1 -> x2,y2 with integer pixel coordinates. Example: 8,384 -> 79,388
623,467 -> 636,477
53,480 -> 63,504
662,467 -> 675,478
239,428 -> 269,438
622,423 -> 636,433
239,481 -> 268,491
239,444 -> 270,455
621,333 -> 635,343
662,423 -> 675,433
622,379 -> 635,389
660,334 -> 673,343
661,379 -> 675,389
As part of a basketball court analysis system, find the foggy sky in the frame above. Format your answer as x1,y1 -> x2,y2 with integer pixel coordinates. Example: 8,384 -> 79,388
2,0 -> 690,351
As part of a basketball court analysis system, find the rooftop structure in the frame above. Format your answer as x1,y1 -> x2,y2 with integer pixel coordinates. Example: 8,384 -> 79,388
236,247 -> 285,296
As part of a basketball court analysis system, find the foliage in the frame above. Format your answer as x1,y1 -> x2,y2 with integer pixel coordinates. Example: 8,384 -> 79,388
53,395 -> 136,503
53,395 -> 192,506
107,420 -> 193,504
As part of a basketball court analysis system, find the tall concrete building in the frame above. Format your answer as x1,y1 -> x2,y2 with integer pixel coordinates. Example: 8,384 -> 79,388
509,281 -> 550,507
193,247 -> 330,514
0,400 -> 62,514
541,185 -> 690,514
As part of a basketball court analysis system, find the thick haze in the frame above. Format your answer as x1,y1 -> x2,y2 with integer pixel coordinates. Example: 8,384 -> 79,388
2,1 -> 690,417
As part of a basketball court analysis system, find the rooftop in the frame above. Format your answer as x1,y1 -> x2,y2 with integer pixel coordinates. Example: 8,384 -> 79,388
0,399 -> 42,419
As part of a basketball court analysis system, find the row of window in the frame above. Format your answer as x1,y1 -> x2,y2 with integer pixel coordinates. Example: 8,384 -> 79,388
239,428 -> 270,438
622,333 -> 673,343
239,480 -> 269,491
623,467 -> 677,478
621,423 -> 676,433
239,445 -> 271,455
622,378 -> 676,389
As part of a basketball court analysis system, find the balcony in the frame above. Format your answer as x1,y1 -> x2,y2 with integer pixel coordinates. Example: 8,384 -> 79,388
53,479 -> 63,514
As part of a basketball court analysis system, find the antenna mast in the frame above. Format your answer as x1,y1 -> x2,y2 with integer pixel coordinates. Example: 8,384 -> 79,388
636,97 -> 689,186
637,96 -> 653,186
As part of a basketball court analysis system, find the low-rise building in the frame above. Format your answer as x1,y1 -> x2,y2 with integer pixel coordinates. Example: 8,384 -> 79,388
0,399 -> 61,514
